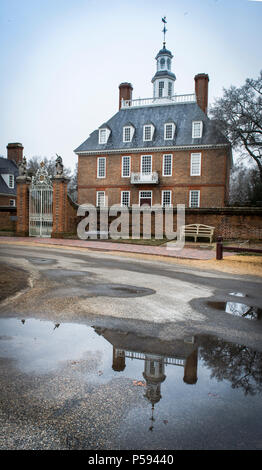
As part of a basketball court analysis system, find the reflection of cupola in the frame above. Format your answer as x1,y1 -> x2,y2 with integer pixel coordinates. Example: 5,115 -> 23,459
112,348 -> 126,372
143,355 -> 166,406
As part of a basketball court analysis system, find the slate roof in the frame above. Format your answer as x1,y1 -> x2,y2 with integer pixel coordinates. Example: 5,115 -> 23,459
0,157 -> 18,196
75,101 -> 230,154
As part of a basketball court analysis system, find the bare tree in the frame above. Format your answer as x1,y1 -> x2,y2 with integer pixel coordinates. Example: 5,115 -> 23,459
27,156 -> 71,179
67,162 -> 78,203
210,71 -> 262,182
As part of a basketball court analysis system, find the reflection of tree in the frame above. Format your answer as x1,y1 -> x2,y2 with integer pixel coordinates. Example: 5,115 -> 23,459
198,336 -> 262,396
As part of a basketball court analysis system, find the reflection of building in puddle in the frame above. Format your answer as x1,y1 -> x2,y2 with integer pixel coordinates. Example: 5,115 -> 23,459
95,327 -> 198,427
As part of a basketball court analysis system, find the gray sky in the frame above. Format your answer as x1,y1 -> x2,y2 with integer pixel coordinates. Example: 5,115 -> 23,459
0,0 -> 261,171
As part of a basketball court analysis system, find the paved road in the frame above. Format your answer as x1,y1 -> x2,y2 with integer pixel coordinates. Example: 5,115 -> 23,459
0,242 -> 261,350
0,242 -> 262,450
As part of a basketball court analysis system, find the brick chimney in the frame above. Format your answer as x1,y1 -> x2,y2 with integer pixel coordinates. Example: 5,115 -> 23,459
7,143 -> 24,165
119,82 -> 133,110
194,74 -> 209,114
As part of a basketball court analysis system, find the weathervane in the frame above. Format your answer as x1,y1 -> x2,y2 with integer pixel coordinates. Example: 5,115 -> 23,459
162,16 -> 167,47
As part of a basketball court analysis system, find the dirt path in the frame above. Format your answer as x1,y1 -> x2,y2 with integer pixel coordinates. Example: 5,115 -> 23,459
0,263 -> 29,302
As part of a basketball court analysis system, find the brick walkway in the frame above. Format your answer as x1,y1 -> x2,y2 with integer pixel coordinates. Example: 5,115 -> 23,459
0,236 -> 225,260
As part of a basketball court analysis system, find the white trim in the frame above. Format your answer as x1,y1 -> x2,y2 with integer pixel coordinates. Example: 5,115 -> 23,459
192,121 -> 203,139
97,157 -> 106,178
139,190 -> 152,206
96,191 -> 105,207
164,123 -> 175,140
190,152 -> 201,176
121,190 -> 130,207
2,173 -> 15,189
141,155 -> 152,174
161,190 -> 172,207
75,143 -> 229,156
143,124 -> 155,142
189,190 -> 200,208
123,125 -> 134,143
99,128 -> 111,144
9,199 -> 16,207
121,155 -> 131,178
162,154 -> 173,176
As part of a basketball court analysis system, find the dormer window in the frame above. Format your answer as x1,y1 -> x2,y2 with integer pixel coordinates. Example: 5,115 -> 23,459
123,125 -> 134,143
8,174 -> 14,188
99,128 -> 110,144
143,124 -> 154,142
164,122 -> 175,140
192,121 -> 203,139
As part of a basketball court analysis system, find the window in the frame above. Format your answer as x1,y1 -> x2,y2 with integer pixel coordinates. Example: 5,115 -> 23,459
139,191 -> 152,206
159,81 -> 164,97
123,125 -> 134,143
143,125 -> 154,141
164,123 -> 175,140
96,191 -> 105,207
162,190 -> 172,207
141,155 -> 152,174
160,58 -> 165,69
192,121 -> 203,138
163,154 -> 172,176
168,81 -> 172,97
121,191 -> 130,207
97,157 -> 106,178
99,128 -> 110,144
9,199 -> 15,207
122,156 -> 130,177
189,190 -> 200,208
8,174 -> 14,188
167,58 -> 171,70
190,153 -> 201,176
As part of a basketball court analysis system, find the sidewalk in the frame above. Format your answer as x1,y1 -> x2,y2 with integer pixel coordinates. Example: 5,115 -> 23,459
0,236 -> 222,260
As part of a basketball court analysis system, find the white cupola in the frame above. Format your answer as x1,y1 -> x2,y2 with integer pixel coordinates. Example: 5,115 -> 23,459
152,18 -> 176,99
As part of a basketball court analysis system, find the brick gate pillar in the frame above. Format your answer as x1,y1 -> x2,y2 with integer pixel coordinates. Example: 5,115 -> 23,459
51,175 -> 70,238
16,173 -> 31,237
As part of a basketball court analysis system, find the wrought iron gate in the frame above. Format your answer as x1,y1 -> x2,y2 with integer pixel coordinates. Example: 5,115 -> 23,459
29,162 -> 53,237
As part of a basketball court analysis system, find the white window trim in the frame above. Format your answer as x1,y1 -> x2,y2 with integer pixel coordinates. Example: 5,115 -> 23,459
162,154 -> 173,176
96,191 -> 105,207
190,153 -> 201,176
121,191 -> 130,207
121,156 -> 131,178
164,123 -> 175,140
97,157 -> 106,178
192,121 -> 203,139
141,155 -> 152,174
9,199 -> 16,207
161,190 -> 172,207
189,190 -> 200,208
123,126 -> 134,143
143,124 -> 154,142
139,190 -> 152,206
2,174 -> 15,189
99,128 -> 110,144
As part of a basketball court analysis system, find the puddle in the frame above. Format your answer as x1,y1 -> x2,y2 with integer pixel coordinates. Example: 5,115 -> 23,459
42,269 -> 94,279
0,317 -> 262,449
27,257 -> 56,265
229,292 -> 246,298
47,283 -> 156,298
207,301 -> 262,320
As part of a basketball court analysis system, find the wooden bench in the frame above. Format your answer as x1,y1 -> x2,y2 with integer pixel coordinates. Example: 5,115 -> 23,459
180,224 -> 215,243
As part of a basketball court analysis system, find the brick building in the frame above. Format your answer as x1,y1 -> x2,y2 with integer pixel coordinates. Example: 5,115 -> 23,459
0,143 -> 23,230
75,39 -> 232,210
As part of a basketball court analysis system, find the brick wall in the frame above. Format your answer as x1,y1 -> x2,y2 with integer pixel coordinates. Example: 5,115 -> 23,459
72,206 -> 262,241
0,206 -> 17,231
78,147 -> 230,208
